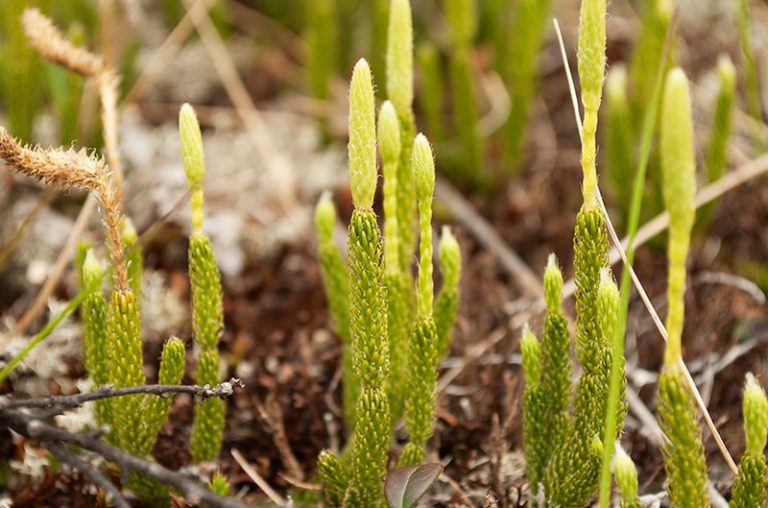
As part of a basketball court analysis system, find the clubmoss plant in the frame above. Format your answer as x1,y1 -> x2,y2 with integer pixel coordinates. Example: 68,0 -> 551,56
737,0 -> 762,127
180,103 -> 227,463
78,247 -> 112,428
528,1 -> 626,505
345,60 -> 391,507
521,326 -> 546,494
416,43 -> 445,143
614,446 -> 642,508
500,0 -> 553,173
604,64 -> 634,212
316,56 -> 460,506
434,227 -> 461,359
370,0 -> 389,89
305,0 -> 336,137
539,256 -> 571,454
730,373 -> 768,508
657,67 -> 709,508
628,0 -> 673,127
698,55 -> 735,229
380,100 -> 409,422
315,193 -> 356,425
400,135 -> 439,466
444,0 -> 483,182
386,0 -> 417,277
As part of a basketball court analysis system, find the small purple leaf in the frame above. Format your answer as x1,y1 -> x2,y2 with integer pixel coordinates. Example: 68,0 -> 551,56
385,463 -> 443,508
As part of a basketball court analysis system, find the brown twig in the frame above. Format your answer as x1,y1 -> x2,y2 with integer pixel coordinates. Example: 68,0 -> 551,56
231,448 -> 288,506
0,379 -> 244,412
47,442 -> 130,508
0,410 -> 251,508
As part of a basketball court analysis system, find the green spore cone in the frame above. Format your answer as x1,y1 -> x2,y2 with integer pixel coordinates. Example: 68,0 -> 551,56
660,68 -> 695,365
379,100 -> 401,275
413,134 -> 435,318
349,59 -> 378,211
179,103 -> 206,233
577,0 -> 607,204
385,0 -> 417,275
386,0 -> 413,119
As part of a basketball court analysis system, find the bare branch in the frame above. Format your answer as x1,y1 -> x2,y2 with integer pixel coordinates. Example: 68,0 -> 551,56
1,409 -> 252,508
0,379 -> 244,412
47,442 -> 130,508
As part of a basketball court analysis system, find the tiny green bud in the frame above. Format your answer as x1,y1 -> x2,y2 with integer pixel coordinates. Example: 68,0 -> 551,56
577,0 -> 606,114
717,53 -> 736,90
208,470 -> 230,497
521,326 -> 541,386
378,100 -> 401,164
386,0 -> 413,114
315,191 -> 337,240
543,254 -> 563,312
614,445 -> 639,500
349,59 -> 377,210
743,373 -> 768,456
590,434 -> 604,458
439,226 -> 461,288
82,249 -> 103,288
179,103 -> 205,190
412,133 -> 435,203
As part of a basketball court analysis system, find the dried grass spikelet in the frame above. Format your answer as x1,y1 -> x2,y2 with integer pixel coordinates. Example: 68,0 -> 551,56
0,127 -> 102,191
0,127 -> 128,290
22,8 -> 104,78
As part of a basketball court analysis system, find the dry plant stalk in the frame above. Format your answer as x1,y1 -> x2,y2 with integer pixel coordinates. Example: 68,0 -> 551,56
21,8 -> 104,78
16,8 -> 128,290
0,130 -> 127,290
